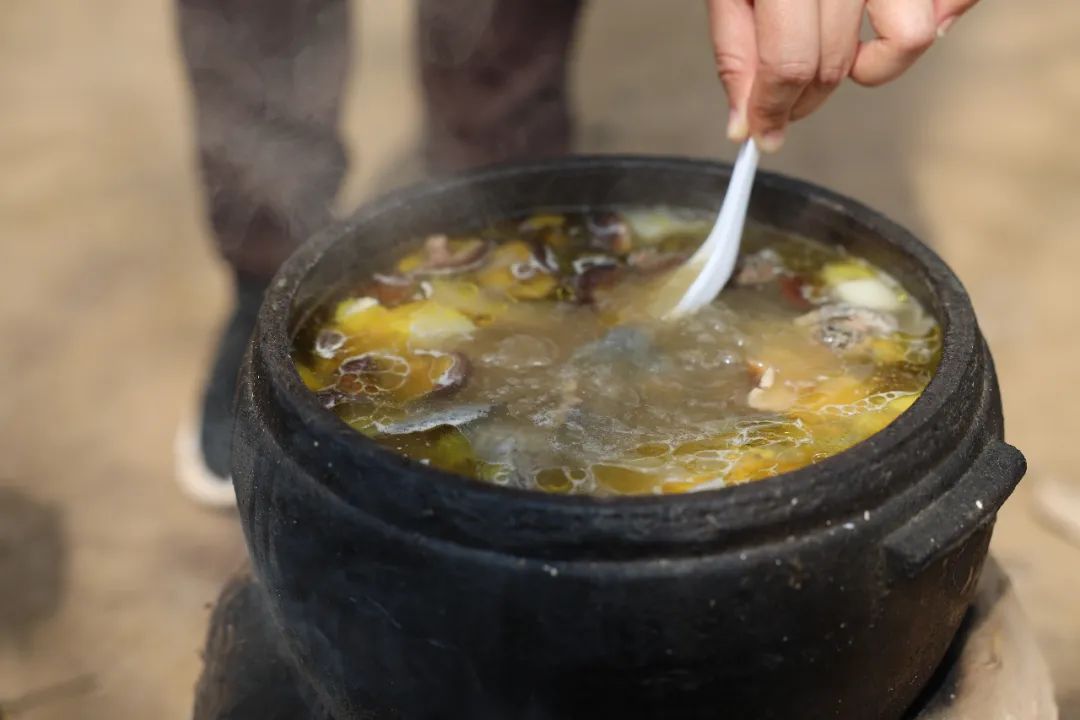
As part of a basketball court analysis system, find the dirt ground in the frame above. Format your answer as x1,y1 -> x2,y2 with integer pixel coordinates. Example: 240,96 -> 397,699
2,1 -> 1079,718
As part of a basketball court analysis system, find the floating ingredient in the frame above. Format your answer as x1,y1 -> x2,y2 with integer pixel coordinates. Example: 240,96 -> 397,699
374,404 -> 493,435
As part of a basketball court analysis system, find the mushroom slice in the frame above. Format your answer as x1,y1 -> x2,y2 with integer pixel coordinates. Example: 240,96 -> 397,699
572,254 -> 618,275
373,404 -> 492,435
416,350 -> 472,395
314,329 -> 346,359
363,274 -> 428,305
510,255 -> 549,281
585,212 -> 633,254
315,387 -> 353,409
336,352 -> 411,397
414,234 -> 492,276
573,262 -> 623,304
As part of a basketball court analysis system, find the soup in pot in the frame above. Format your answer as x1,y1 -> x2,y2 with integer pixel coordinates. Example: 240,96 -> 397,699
292,208 -> 939,495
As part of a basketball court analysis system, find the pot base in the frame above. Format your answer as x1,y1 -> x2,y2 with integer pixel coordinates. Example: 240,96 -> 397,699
192,559 -> 1056,720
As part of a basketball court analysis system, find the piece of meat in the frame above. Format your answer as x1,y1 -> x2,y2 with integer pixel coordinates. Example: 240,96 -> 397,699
745,363 -> 796,412
734,248 -> 785,286
795,304 -> 899,351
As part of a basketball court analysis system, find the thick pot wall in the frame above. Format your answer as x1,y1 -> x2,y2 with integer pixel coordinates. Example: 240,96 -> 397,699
232,157 -> 1025,720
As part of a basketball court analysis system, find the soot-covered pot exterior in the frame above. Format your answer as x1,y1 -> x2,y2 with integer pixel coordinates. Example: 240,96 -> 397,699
231,157 -> 1025,720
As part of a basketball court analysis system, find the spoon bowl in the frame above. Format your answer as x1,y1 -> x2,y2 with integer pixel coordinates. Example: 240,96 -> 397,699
653,140 -> 760,319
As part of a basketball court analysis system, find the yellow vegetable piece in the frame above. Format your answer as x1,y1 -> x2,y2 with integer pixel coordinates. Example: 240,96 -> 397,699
335,299 -> 475,352
660,479 -> 704,494
869,337 -> 908,364
474,241 -> 558,300
380,427 -> 477,476
849,393 -> 918,435
486,239 -> 531,267
820,260 -> 876,286
633,442 -> 671,458
396,251 -> 427,274
593,464 -> 661,495
334,297 -> 381,323
296,363 -> 329,391
659,471 -> 732,494
336,301 -> 392,336
888,393 -> 918,415
509,273 -> 558,300
427,280 -> 509,321
727,448 -> 780,484
476,241 -> 532,282
406,303 -> 476,347
520,214 -> 566,231
850,410 -> 896,439
673,435 -> 733,456
796,376 -> 870,411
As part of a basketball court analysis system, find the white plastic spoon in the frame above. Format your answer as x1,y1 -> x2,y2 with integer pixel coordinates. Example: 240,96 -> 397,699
653,140 -> 760,319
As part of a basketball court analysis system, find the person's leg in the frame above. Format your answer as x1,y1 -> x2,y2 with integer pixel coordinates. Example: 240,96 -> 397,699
175,0 -> 350,506
179,0 -> 350,277
417,0 -> 586,173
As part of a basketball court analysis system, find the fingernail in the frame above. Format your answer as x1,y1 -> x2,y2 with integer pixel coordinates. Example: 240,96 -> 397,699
936,16 -> 957,38
727,110 -> 749,142
756,130 -> 785,154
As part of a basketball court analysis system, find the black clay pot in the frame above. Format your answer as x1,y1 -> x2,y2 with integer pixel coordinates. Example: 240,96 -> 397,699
232,156 -> 1025,720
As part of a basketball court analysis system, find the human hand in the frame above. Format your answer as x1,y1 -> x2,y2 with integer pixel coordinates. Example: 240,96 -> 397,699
707,0 -> 979,152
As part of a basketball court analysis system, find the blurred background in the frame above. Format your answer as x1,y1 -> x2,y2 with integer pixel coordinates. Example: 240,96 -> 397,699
2,0 -> 1079,717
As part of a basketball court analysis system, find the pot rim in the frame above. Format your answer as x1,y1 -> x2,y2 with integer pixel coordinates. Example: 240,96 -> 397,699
254,154 -> 979,541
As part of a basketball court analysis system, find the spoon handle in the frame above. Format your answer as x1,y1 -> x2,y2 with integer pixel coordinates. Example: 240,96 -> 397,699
667,140 -> 760,318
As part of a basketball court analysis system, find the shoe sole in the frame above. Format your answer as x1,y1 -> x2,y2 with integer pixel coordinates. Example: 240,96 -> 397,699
174,418 -> 237,510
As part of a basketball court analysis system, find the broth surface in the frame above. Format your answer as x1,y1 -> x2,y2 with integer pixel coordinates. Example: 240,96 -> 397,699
292,208 -> 940,495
